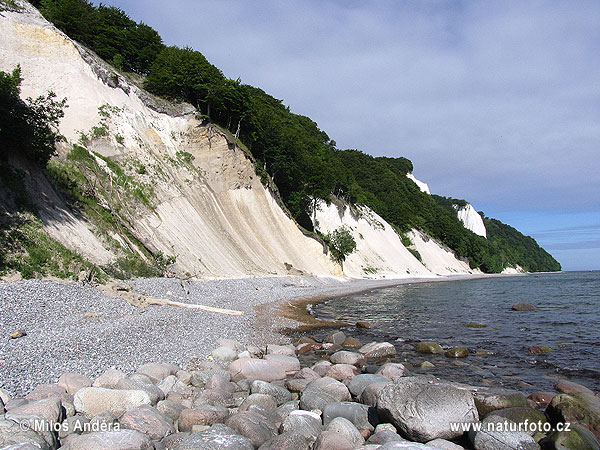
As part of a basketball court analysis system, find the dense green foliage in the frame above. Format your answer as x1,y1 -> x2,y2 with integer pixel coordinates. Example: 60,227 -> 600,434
325,226 -> 357,265
484,217 -> 561,272
39,0 -> 163,74
0,66 -> 66,165
30,0 -> 561,272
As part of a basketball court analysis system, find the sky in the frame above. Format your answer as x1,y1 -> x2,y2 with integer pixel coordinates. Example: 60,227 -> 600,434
94,0 -> 599,271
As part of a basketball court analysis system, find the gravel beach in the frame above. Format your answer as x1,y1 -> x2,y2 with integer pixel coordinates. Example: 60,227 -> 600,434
0,275 -> 453,395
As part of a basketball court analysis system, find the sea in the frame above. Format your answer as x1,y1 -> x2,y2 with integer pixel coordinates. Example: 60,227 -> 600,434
310,271 -> 600,393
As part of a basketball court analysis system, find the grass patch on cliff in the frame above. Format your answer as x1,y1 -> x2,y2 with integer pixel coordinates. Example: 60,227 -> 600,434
0,212 -> 96,279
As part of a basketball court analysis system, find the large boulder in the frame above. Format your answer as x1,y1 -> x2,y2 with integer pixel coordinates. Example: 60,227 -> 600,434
136,362 -> 178,383
0,417 -> 51,450
377,376 -> 479,442
73,387 -> 152,418
489,407 -> 547,435
306,377 -> 351,402
539,423 -> 600,450
376,363 -> 407,381
360,382 -> 391,407
330,351 -> 366,367
266,344 -> 296,357
323,401 -> 376,433
280,410 -> 322,444
348,374 -> 389,398
468,415 -> 540,450
251,380 -> 292,406
239,393 -> 278,412
229,358 -> 287,382
313,430 -> 355,450
546,392 -> 600,439
59,429 -> 154,449
359,342 -> 397,358
168,424 -> 254,450
415,342 -> 444,354
555,380 -> 595,396
225,411 -> 278,448
325,416 -> 365,448
119,404 -> 174,440
93,368 -> 127,388
258,431 -> 309,450
178,405 -> 230,431
473,390 -> 528,417
157,399 -> 186,422
299,388 -> 337,412
326,364 -> 360,381
512,302 -> 537,311
264,354 -> 301,372
57,373 -> 93,395
7,397 -> 64,424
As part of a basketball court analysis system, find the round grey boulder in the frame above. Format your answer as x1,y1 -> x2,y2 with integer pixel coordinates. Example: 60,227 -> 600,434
348,374 -> 389,398
251,380 -> 292,405
377,376 -> 479,442
280,410 -> 322,444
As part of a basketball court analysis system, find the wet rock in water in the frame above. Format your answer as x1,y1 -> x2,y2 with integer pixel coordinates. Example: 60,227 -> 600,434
474,391 -> 528,417
313,430 -> 355,450
512,302 -> 538,311
356,321 -> 372,329
251,380 -> 292,406
348,374 -> 390,398
528,346 -> 553,354
264,354 -> 301,372
326,331 -> 347,346
178,405 -> 231,431
415,342 -> 444,354
280,410 -> 322,444
444,347 -> 469,358
258,431 -> 310,450
488,407 -> 547,436
426,438 -> 466,450
229,358 -> 287,382
375,363 -> 407,381
323,401 -> 376,433
239,393 -> 278,412
555,380 -> 595,396
326,416 -> 365,448
421,361 -> 435,370
59,429 -> 154,450
343,337 -> 363,348
119,404 -> 175,440
169,423 -> 254,450
74,387 -> 152,418
359,342 -> 397,358
212,346 -> 239,362
527,392 -> 556,409
326,364 -> 360,381
225,411 -> 278,448
377,376 -> 479,442
330,351 -> 366,367
539,423 -> 600,450
546,392 -> 600,439
57,373 -> 93,395
469,415 -> 540,450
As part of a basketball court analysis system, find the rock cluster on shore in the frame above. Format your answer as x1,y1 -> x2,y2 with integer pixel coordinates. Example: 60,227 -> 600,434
1,332 -> 599,450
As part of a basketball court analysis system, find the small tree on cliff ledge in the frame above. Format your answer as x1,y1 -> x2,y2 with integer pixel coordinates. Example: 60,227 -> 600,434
326,226 -> 356,269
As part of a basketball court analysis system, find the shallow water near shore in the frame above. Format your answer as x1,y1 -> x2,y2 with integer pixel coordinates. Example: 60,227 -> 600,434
309,271 -> 600,393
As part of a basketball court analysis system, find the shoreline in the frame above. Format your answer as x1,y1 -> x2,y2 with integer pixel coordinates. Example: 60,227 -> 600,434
0,272 -> 526,395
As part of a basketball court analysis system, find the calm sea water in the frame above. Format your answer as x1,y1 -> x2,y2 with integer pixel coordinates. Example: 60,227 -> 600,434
311,271 -> 600,392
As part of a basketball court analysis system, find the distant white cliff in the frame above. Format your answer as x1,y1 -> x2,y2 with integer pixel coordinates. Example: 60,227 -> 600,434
406,173 -> 430,194
455,203 -> 487,238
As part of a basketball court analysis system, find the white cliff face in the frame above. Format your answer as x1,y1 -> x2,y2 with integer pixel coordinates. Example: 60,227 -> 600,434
455,203 -> 487,238
312,199 -> 476,278
0,4 -> 337,278
406,173 -> 430,194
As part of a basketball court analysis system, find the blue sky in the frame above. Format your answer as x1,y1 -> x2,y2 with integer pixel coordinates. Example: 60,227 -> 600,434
94,0 -> 599,270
